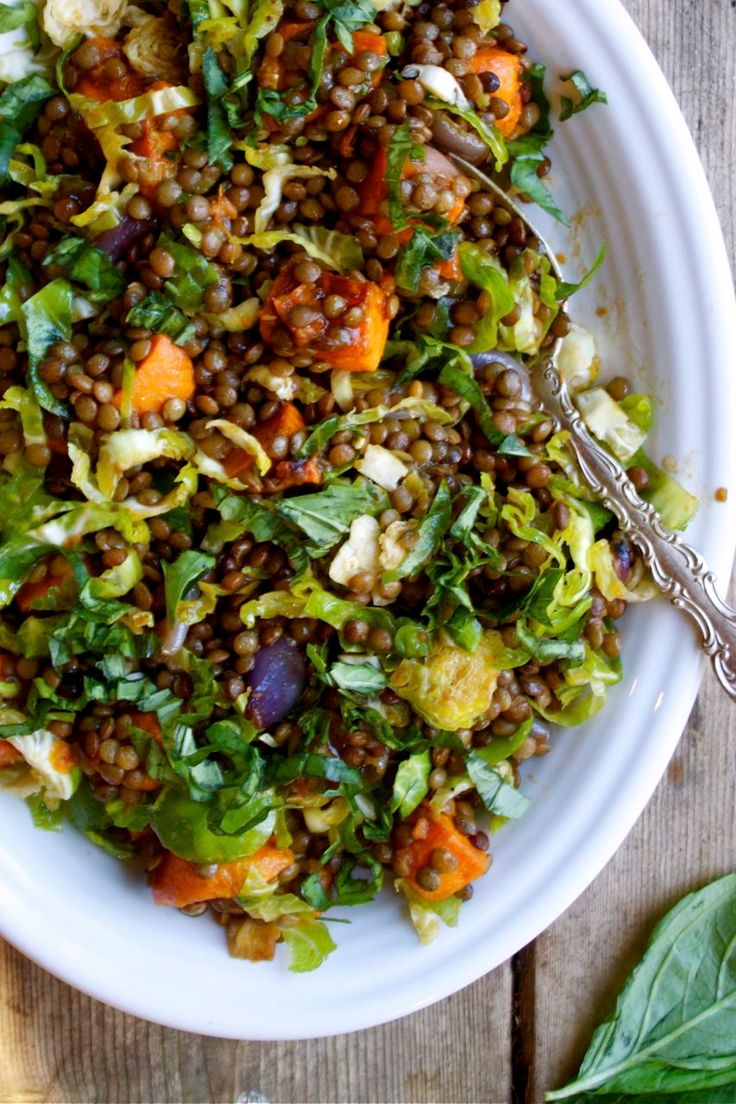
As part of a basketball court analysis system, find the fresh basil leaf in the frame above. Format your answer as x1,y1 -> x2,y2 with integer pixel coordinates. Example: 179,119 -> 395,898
162,550 -> 215,626
44,236 -> 125,305
446,607 -> 482,652
329,660 -> 387,695
391,748 -> 430,818
320,0 -> 375,32
516,618 -> 585,665
160,233 -> 219,315
556,243 -> 606,301
426,99 -> 507,170
465,750 -> 530,818
395,226 -> 461,292
458,243 -> 515,352
450,484 -> 487,542
385,123 -> 425,229
0,75 -> 54,183
282,916 -> 336,972
559,69 -> 608,122
383,480 -> 452,583
439,360 -> 501,446
331,851 -> 384,905
526,62 -> 553,140
20,279 -> 73,416
508,133 -> 570,226
546,873 -> 736,1101
126,291 -> 195,344
266,751 -> 362,787
202,47 -> 234,171
0,1 -> 36,35
276,479 -> 388,555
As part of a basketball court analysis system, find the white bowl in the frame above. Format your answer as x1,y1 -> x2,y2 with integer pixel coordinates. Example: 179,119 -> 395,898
1,0 -> 735,1040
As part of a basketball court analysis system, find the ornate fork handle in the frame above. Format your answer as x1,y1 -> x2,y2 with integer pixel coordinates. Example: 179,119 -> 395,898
537,359 -> 736,699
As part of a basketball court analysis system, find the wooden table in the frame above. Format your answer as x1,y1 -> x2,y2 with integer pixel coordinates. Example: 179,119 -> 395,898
2,2 -> 734,1100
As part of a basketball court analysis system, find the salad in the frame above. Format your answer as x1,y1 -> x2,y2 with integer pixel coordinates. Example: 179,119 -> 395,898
0,0 -> 698,971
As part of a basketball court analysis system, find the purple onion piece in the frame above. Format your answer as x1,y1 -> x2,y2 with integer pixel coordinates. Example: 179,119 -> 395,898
95,216 -> 157,261
611,535 -> 634,582
245,636 -> 306,728
431,112 -> 488,165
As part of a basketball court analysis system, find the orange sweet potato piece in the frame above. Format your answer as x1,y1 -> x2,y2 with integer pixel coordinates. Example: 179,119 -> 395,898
223,402 -> 306,477
152,844 -> 295,908
75,38 -> 147,103
0,740 -> 22,768
260,264 -> 390,372
403,809 -> 490,902
468,46 -> 523,137
119,334 -> 194,415
15,557 -> 74,612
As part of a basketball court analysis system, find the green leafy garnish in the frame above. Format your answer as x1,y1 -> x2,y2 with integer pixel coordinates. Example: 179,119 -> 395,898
395,227 -> 461,292
559,69 -> 608,121
555,243 -> 607,301
383,481 -> 452,582
20,279 -> 74,416
546,873 -> 736,1100
44,237 -> 126,305
385,123 -> 425,229
0,75 -> 54,184
465,751 -> 529,818
126,291 -> 195,345
276,479 -> 388,554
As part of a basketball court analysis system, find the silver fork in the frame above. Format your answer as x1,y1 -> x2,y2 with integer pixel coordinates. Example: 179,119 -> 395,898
452,155 -> 736,699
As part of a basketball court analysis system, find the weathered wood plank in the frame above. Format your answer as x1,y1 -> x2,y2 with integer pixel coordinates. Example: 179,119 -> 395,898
0,947 -> 512,1104
531,0 -> 736,1092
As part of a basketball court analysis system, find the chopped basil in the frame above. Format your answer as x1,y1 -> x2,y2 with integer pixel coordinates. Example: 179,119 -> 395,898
0,75 -> 54,184
20,279 -> 74,416
395,226 -> 461,292
44,236 -> 125,304
385,123 -> 425,229
126,291 -> 195,345
162,550 -> 215,626
555,242 -> 606,301
559,69 -> 608,121
383,480 -> 452,583
276,479 -> 388,555
465,750 -> 530,818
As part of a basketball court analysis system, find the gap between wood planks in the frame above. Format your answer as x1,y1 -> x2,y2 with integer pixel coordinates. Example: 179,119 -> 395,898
511,943 -> 537,1104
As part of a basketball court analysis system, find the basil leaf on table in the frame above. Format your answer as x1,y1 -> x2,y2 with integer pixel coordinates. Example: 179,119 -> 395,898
546,873 -> 736,1100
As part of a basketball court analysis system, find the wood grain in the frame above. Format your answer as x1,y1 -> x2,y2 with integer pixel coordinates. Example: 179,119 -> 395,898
0,951 -> 512,1104
1,2 -> 733,1101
